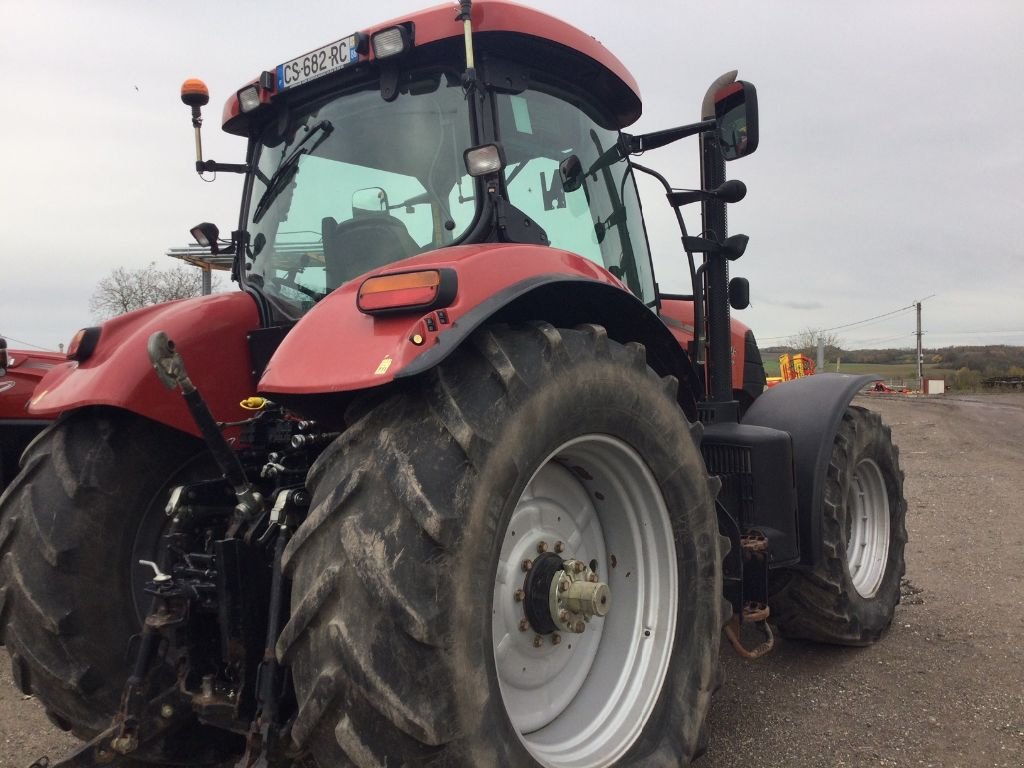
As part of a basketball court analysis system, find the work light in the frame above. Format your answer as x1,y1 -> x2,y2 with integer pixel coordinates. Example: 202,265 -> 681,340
238,85 -> 262,113
372,26 -> 411,59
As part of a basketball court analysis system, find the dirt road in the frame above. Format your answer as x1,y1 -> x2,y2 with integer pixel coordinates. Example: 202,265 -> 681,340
2,393 -> 1022,767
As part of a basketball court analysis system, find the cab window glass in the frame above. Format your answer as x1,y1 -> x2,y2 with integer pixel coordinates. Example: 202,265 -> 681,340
496,90 -> 655,304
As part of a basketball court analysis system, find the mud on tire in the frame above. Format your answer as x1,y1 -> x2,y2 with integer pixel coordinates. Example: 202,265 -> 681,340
278,323 -> 726,767
769,405 -> 908,645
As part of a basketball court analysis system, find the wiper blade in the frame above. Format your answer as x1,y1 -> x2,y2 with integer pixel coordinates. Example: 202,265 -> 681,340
252,120 -> 334,224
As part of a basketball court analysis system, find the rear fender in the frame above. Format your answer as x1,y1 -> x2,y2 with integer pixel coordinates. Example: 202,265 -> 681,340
258,244 -> 701,419
28,293 -> 260,436
741,373 -> 874,568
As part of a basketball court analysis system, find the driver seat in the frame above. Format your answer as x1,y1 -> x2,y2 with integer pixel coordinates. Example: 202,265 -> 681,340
322,214 -> 419,290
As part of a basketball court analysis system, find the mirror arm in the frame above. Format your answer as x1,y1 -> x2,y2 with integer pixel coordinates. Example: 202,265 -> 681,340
197,160 -> 250,174
624,119 -> 715,153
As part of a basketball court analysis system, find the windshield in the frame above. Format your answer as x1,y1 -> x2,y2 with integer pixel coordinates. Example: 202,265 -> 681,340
244,70 -> 476,318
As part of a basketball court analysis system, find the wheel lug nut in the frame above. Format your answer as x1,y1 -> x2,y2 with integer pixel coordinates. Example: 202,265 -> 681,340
554,541 -> 565,554
559,580 -> 569,592
536,541 -> 548,554
521,559 -> 533,572
519,618 -> 530,632
574,621 -> 586,633
552,633 -> 561,645
533,635 -> 544,648
573,561 -> 585,573
587,573 -> 599,583
514,588 -> 525,602
559,609 -> 570,623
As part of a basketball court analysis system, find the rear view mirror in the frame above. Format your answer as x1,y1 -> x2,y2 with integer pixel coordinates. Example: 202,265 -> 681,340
352,187 -> 389,216
714,81 -> 758,160
0,337 -> 8,376
559,154 -> 583,193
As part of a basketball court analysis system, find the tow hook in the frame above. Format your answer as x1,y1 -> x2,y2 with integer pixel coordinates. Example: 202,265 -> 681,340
724,602 -> 775,659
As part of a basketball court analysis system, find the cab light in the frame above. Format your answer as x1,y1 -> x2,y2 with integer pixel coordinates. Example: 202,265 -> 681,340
238,85 -> 262,113
371,26 -> 411,59
67,327 -> 102,362
190,221 -> 220,251
357,269 -> 458,315
464,143 -> 506,177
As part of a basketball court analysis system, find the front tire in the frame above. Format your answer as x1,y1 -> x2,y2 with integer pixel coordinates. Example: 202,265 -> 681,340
278,323 -> 725,767
770,405 -> 908,645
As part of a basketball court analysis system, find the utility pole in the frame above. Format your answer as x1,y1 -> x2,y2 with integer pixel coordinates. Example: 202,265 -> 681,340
916,301 -> 923,383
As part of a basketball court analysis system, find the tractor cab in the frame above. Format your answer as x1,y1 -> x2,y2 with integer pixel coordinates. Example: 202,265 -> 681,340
187,2 -> 671,324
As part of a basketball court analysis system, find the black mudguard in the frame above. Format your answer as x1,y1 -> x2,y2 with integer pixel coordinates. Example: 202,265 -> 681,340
741,373 -> 874,568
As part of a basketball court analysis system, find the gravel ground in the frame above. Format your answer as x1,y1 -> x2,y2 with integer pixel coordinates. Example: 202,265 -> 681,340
703,393 -> 1024,768
2,393 -> 1022,767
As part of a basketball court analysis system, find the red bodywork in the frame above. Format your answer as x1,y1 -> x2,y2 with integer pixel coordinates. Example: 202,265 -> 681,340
0,347 -> 64,422
23,248 -> 626,429
24,250 -> 753,432
260,244 -> 627,394
28,293 -> 259,437
659,298 -> 754,393
221,0 -> 642,135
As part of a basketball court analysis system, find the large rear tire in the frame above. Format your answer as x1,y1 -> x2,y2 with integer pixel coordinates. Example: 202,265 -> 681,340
0,407 -> 241,763
769,405 -> 908,645
278,323 -> 726,767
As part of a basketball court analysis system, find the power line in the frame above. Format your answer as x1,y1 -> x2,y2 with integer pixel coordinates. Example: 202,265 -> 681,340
759,303 -> 916,342
760,295 -> 938,343
0,334 -> 57,351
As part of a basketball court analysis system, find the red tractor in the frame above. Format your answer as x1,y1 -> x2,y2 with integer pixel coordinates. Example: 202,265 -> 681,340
0,337 -> 62,490
1,3 -> 906,766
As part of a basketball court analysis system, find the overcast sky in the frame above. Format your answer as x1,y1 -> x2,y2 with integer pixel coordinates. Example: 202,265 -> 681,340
2,0 -> 1021,351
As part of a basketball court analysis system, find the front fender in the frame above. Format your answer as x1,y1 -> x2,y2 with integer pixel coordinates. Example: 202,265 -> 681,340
741,373 -> 874,568
29,292 -> 260,436
258,244 -> 636,396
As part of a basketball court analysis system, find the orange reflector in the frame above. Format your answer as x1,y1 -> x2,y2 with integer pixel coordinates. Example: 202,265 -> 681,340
358,269 -> 454,314
67,327 -> 101,361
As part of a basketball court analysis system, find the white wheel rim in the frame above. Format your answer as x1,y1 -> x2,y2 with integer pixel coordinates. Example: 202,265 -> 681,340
492,435 -> 676,768
846,457 -> 891,598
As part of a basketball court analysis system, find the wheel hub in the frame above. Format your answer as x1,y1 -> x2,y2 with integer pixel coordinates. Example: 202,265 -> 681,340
523,553 -> 611,636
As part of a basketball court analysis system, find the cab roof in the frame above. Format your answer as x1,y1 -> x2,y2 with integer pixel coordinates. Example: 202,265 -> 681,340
222,0 -> 642,133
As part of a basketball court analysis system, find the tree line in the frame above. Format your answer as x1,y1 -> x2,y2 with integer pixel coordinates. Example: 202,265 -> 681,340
763,328 -> 1024,375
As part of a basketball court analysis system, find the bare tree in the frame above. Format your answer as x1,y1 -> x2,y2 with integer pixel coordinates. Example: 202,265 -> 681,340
89,262 -> 220,320
787,327 -> 844,360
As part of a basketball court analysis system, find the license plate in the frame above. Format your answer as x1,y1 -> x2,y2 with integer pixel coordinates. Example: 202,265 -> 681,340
276,34 -> 359,91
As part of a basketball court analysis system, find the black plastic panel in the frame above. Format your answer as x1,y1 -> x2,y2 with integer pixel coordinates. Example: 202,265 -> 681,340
702,422 -> 800,567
